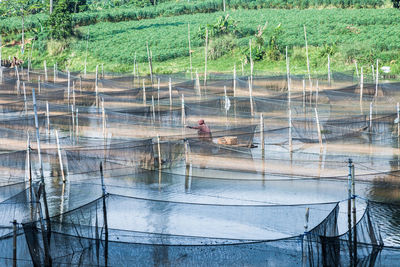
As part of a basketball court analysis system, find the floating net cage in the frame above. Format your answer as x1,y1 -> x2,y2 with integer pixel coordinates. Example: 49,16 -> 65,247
1,65 -> 400,265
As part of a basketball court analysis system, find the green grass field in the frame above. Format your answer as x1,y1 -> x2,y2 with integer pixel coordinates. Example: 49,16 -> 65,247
3,7 -> 400,76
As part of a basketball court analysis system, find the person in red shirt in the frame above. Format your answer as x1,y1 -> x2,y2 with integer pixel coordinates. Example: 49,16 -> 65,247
187,119 -> 212,141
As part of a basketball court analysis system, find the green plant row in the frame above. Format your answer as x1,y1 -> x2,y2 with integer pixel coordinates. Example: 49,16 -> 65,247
0,0 -> 386,35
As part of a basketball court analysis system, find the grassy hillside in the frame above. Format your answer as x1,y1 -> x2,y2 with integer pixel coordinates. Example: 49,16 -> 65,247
2,7 -> 400,76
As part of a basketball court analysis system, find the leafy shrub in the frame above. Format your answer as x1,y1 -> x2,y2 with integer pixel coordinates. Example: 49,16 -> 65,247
47,0 -> 74,40
208,35 -> 236,60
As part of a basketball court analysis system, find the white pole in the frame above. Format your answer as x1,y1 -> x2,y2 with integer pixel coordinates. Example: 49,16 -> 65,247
302,79 -> 306,107
157,135 -> 162,169
76,108 -> 79,140
371,64 -> 375,83
55,130 -> 65,183
102,98 -> 106,139
316,80 -> 319,108
32,88 -> 44,178
38,76 -> 41,94
248,77 -> 253,116
315,108 -> 323,148
53,64 -> 56,83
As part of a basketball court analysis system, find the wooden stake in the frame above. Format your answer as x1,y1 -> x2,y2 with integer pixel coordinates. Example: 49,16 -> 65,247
204,28 -> 208,86
315,108 -> 323,148
304,25 -> 312,89
188,24 -> 193,80
55,130 -> 65,183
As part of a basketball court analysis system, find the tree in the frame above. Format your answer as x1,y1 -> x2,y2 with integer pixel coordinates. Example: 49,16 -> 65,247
2,0 -> 41,54
47,0 -> 74,40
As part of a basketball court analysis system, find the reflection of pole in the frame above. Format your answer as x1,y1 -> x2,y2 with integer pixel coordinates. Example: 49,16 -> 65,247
348,158 -> 353,267
55,130 -> 65,183
100,162 -> 108,267
13,220 -> 17,267
351,162 -> 357,267
302,207 -> 310,267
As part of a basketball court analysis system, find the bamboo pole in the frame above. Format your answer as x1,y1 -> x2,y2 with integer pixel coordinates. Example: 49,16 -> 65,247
38,76 -> 41,94
23,82 -> 27,115
146,42 -> 153,84
157,135 -> 162,169
181,94 -> 186,127
328,55 -> 331,86
233,64 -> 237,97
142,79 -> 146,106
397,103 -> 399,137
288,108 -> 292,152
315,108 -> 323,148
375,59 -> 379,97
260,113 -> 265,152
204,28 -> 208,86
102,98 -> 106,139
169,77 -> 172,106
188,24 -> 193,80
360,67 -> 363,107
195,71 -> 201,95
46,101 -> 50,135
151,96 -> 156,123
67,70 -> 70,103
76,108 -> 79,141
304,25 -> 312,89
44,60 -> 48,81
95,65 -> 99,108
55,130 -> 65,183
369,102 -> 373,132
355,60 -> 359,80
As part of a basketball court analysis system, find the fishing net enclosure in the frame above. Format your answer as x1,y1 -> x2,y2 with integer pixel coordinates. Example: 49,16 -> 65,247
0,65 -> 400,265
